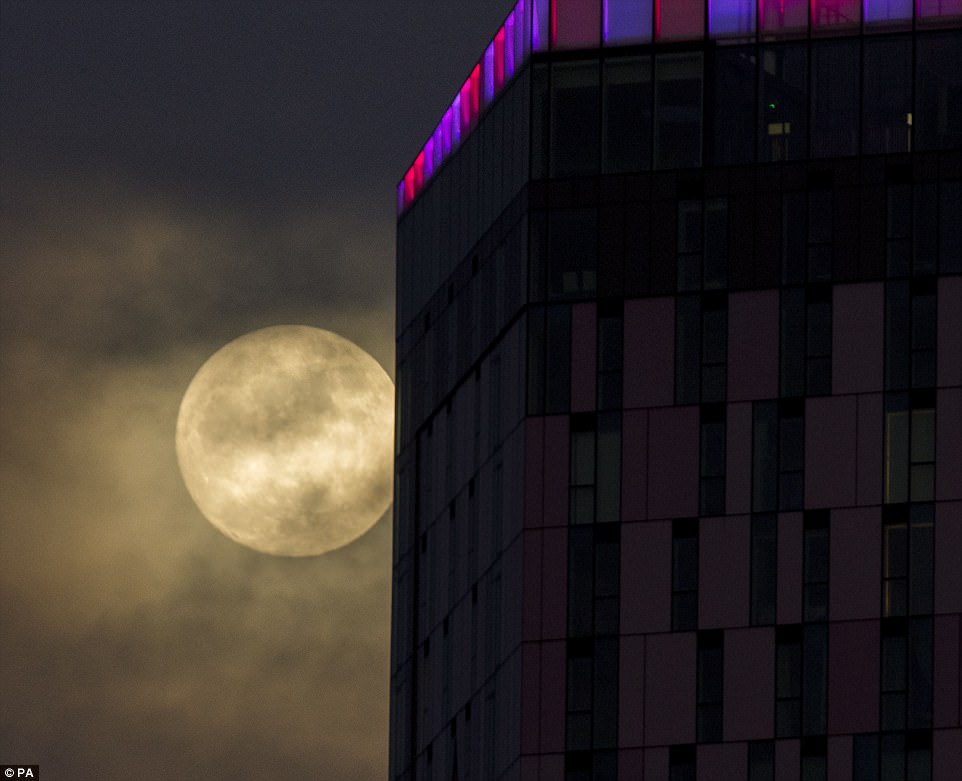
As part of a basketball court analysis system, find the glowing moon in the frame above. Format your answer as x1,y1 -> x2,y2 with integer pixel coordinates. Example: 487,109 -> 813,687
175,326 -> 394,556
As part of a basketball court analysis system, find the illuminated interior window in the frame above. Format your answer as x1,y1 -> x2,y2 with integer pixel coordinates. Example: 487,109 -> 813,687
604,0 -> 654,44
534,0 -> 550,50
863,0 -> 913,26
709,0 -> 757,37
811,0 -> 861,30
916,0 -> 962,24
483,42 -> 496,106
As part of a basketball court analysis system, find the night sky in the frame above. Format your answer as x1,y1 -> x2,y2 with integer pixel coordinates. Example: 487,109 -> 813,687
0,2 -> 513,778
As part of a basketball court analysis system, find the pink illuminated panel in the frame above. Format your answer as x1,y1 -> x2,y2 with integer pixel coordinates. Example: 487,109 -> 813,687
917,0 -> 962,22
759,0 -> 809,35
494,28 -> 507,89
710,0 -> 757,35
604,0 -> 654,43
657,0 -> 705,40
812,0 -> 861,29
553,0 -> 602,49
863,0 -> 913,24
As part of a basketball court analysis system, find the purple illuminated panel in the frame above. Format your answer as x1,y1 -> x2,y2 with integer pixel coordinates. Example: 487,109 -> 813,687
710,0 -> 757,36
534,0 -> 550,50
863,0 -> 913,25
423,137 -> 435,179
917,0 -> 962,22
657,0 -> 705,40
484,42 -> 496,106
759,0 -> 809,35
811,0 -> 861,29
604,0 -> 654,43
553,0 -> 602,49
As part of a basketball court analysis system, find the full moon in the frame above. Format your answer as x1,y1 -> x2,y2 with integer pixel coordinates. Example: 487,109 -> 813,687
175,326 -> 394,556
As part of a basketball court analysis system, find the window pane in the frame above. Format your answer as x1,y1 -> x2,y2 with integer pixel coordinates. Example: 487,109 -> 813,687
915,32 -> 962,151
596,414 -> 621,522
604,0 -> 654,44
753,403 -> 778,512
802,624 -> 828,734
910,409 -> 935,462
880,733 -> 905,781
655,53 -> 703,169
853,734 -> 879,781
811,0 -> 859,31
811,41 -> 859,158
752,515 -> 777,625
917,0 -> 962,25
551,62 -> 601,177
760,45 -> 808,161
759,0 -> 808,37
750,741 -> 775,781
676,296 -> 702,404
603,57 -> 652,173
864,0 -> 912,26
657,0 -> 705,40
712,48 -> 757,164
550,209 -> 598,298
884,410 -> 909,504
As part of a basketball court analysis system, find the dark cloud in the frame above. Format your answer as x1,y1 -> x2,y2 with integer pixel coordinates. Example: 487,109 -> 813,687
0,0 -> 516,777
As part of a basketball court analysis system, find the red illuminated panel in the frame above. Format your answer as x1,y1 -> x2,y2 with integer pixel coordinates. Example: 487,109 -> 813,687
552,0 -> 602,48
495,27 -> 506,90
656,0 -> 705,39
469,64 -> 481,126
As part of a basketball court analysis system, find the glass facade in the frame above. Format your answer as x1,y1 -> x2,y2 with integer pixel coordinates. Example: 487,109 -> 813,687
393,3 -> 961,780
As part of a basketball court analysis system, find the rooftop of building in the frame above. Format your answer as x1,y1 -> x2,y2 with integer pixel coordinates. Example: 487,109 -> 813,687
397,0 -> 961,215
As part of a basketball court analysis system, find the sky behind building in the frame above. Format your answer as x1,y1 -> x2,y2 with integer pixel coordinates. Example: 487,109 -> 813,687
0,2 -> 515,778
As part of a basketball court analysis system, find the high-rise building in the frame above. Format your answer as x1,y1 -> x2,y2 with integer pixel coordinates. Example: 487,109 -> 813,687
391,2 -> 962,779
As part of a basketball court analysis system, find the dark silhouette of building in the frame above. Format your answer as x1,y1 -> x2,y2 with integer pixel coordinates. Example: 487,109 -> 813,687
392,1 -> 962,778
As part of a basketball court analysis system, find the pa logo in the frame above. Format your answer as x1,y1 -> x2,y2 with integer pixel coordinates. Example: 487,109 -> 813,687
2,767 -> 38,778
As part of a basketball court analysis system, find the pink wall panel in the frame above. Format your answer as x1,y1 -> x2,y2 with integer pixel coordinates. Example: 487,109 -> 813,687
698,743 -> 747,780
936,502 -> 962,615
524,418 -> 545,528
778,512 -> 803,625
648,406 -> 699,519
938,276 -> 962,388
621,521 -> 672,634
523,531 -> 543,642
726,402 -> 752,515
833,282 -> 884,394
934,616 -> 961,729
554,0 -> 602,49
827,736 -> 853,781
622,410 -> 648,521
830,508 -> 881,621
725,627 -> 775,740
570,302 -> 597,413
856,393 -> 884,506
624,297 -> 675,409
645,632 -> 696,745
806,396 -> 858,508
542,415 -> 569,526
936,388 -> 962,501
775,739 -> 801,781
540,641 -> 566,753
541,527 -> 568,639
619,635 -> 646,747
828,619 -> 879,734
700,515 -> 750,629
619,749 -> 644,781
727,290 -> 779,401
521,643 -> 541,755
934,729 -> 962,781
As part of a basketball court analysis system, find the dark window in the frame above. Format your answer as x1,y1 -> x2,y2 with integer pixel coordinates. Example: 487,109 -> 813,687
882,504 -> 934,618
749,740 -> 775,781
886,280 -> 937,392
676,293 -> 729,405
669,745 -> 696,781
781,286 -> 832,397
551,61 -> 600,177
672,519 -> 699,632
603,57 -> 652,173
801,736 -> 827,781
751,514 -> 777,626
783,191 -> 833,286
700,405 -> 727,516
863,37 -> 912,154
753,400 -> 805,512
567,638 -> 593,751
596,413 -> 622,525
570,415 -> 596,526
802,623 -> 828,736
697,630 -> 724,743
711,47 -> 757,165
941,181 -> 962,273
883,394 -> 935,504
549,208 -> 598,298
655,53 -> 703,169
565,636 -> 620,760
569,522 -> 622,639
887,184 -> 913,277
776,626 -> 802,737
679,199 -> 729,292
853,734 -> 879,781
569,413 -> 622,527
810,40 -> 859,158
759,44 -> 808,162
881,617 -> 933,731
597,304 -> 623,411
915,31 -> 962,151
803,512 -> 829,623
